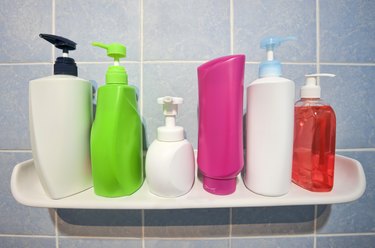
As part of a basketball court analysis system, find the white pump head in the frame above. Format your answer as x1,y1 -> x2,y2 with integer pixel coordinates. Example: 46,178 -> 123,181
301,73 -> 336,98
157,96 -> 184,142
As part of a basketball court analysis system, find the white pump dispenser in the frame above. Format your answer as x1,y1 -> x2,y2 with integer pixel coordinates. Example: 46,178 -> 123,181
301,73 -> 335,98
156,96 -> 184,141
29,34 -> 93,199
145,96 -> 195,198
244,36 -> 296,197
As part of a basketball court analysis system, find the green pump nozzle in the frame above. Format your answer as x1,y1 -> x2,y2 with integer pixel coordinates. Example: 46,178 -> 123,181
92,42 -> 128,84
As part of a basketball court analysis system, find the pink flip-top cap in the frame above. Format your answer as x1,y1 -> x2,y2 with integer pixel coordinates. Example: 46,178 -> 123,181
203,176 -> 236,195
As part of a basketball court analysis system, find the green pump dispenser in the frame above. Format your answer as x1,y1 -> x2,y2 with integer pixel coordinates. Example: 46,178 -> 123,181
90,42 -> 143,197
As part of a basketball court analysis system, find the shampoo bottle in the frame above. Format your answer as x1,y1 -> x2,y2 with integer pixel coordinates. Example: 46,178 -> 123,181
293,73 -> 336,192
90,42 -> 143,197
29,34 -> 93,199
146,96 -> 195,197
244,36 -> 295,196
197,55 -> 245,195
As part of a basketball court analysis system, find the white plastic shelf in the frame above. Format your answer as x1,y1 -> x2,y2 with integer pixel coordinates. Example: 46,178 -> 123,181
11,155 -> 366,209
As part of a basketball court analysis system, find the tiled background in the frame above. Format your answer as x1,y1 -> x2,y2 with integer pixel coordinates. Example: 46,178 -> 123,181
0,0 -> 374,247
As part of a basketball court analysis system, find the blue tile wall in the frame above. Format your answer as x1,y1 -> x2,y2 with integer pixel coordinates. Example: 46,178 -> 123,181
0,153 -> 55,235
320,0 -> 375,63
317,235 -> 375,248
316,151 -> 375,234
1,0 -> 374,247
234,0 -> 316,62
0,65 -> 52,149
320,65 -> 375,148
0,0 -> 52,63
55,0 -> 140,62
143,0 -> 230,60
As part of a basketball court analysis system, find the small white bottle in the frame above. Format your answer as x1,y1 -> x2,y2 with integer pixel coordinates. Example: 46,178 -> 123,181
146,96 -> 195,197
244,36 -> 295,196
29,34 -> 93,199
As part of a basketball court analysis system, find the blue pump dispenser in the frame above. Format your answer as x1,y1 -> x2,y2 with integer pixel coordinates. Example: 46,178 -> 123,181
259,36 -> 296,78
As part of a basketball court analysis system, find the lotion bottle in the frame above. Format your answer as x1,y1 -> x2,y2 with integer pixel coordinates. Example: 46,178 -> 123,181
293,73 -> 336,192
29,34 -> 93,199
197,55 -> 245,195
146,96 -> 195,197
90,42 -> 143,197
244,36 -> 295,196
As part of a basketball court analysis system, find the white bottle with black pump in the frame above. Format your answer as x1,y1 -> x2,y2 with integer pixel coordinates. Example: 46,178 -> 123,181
244,36 -> 296,196
145,96 -> 195,197
29,34 -> 93,199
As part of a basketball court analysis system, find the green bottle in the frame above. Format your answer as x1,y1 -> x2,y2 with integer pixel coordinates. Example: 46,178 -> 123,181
91,42 -> 143,197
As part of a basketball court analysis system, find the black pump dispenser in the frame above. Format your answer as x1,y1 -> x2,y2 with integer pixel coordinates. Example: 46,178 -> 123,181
40,34 -> 78,76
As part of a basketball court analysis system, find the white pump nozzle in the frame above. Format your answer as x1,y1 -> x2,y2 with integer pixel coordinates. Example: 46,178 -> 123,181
301,73 -> 336,98
157,96 -> 184,141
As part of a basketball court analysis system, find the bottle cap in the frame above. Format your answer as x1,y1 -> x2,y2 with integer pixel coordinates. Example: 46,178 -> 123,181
92,42 -> 128,84
203,177 -> 236,195
157,96 -> 184,142
259,36 -> 296,77
301,73 -> 336,98
40,34 -> 78,76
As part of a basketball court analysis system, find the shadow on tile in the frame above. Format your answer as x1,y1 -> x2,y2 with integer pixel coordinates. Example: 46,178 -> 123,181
144,208 -> 230,238
232,205 -> 324,236
57,209 -> 142,238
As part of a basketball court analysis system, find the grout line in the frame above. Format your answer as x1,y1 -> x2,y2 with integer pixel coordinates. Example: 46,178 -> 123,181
0,62 -> 52,66
143,237 -> 230,241
0,150 -> 32,153
1,61 -> 374,66
336,148 -> 375,152
52,3 -> 57,244
316,0 -> 320,74
142,209 -> 145,248
230,0 -> 234,54
52,0 -> 55,35
140,0 -> 144,117
316,232 -> 375,237
76,61 -> 140,65
231,234 -> 315,239
320,62 -> 375,67
55,210 -> 59,248
52,0 -> 56,76
0,234 -> 55,238
140,1 -> 145,248
143,60 -> 204,64
229,207 -> 232,248
0,148 -> 373,153
314,205 -> 317,248
58,236 -> 142,240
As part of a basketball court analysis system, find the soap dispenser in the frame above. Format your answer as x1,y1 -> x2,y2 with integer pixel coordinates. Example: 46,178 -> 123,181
90,42 -> 143,197
29,34 -> 93,199
145,96 -> 195,197
293,73 -> 336,192
244,36 -> 295,196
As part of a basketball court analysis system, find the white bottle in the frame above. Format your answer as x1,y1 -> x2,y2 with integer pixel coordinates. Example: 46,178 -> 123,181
29,34 -> 93,199
146,96 -> 195,197
244,36 -> 296,196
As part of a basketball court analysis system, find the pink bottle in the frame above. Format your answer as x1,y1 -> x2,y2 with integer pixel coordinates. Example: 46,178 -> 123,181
197,55 -> 245,195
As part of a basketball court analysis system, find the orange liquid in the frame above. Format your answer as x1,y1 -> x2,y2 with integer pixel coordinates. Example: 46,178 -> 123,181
292,104 -> 336,192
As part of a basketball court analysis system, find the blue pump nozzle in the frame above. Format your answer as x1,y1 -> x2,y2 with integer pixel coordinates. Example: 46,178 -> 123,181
259,36 -> 296,77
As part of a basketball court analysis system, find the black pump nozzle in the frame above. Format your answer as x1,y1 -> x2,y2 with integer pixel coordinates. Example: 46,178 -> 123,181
39,33 -> 76,54
40,33 -> 78,76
